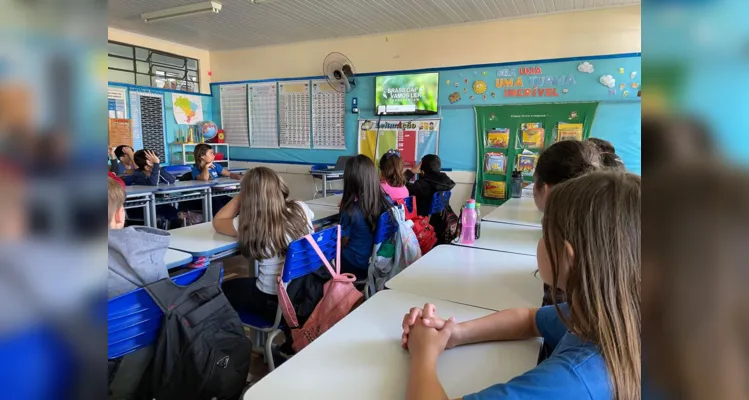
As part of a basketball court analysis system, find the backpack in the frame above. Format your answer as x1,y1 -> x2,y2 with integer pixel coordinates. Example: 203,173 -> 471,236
140,264 -> 252,400
366,205 -> 421,296
398,196 -> 437,255
438,192 -> 460,244
277,225 -> 364,353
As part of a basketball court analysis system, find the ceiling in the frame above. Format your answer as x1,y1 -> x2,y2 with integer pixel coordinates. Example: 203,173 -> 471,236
109,0 -> 639,51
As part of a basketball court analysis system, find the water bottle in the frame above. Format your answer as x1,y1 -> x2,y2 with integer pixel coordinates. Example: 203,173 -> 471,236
511,170 -> 523,198
460,200 -> 477,245
475,203 -> 482,239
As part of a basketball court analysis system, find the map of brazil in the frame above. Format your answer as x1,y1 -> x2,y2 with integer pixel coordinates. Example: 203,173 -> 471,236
172,94 -> 204,125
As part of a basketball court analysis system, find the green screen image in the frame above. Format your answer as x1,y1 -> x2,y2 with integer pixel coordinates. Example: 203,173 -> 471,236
375,72 -> 438,114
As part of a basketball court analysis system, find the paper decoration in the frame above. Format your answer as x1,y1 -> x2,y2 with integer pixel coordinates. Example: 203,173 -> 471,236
483,180 -> 507,199
248,83 -> 279,148
473,80 -> 487,94
520,123 -> 544,148
279,81 -> 311,148
557,123 -> 583,141
487,128 -> 510,148
599,75 -> 616,88
312,80 -> 346,149
631,71 -> 637,80
517,152 -> 538,176
220,84 -> 250,147
448,92 -> 461,103
484,153 -> 507,175
171,93 -> 203,125
358,119 -> 439,168
623,91 -> 629,98
577,62 -> 594,73
108,118 -> 132,148
619,68 -> 625,74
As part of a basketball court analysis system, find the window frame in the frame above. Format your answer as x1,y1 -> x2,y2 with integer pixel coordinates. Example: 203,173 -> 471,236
107,40 -> 200,93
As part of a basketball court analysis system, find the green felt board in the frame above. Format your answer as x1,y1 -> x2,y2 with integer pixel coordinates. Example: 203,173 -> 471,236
474,102 -> 599,206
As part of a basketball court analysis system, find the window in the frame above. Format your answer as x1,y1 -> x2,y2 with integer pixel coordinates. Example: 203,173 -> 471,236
107,41 -> 200,93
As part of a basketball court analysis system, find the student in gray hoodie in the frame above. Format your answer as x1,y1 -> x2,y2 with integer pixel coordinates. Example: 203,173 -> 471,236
107,177 -> 170,299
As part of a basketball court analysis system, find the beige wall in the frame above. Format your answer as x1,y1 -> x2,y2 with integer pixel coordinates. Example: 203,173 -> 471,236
211,6 -> 640,82
108,27 -> 212,94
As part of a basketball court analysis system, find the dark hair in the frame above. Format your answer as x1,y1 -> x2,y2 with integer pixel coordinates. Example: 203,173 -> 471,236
193,143 -> 213,169
602,152 -> 625,170
133,150 -> 148,170
379,152 -> 406,187
587,138 -> 616,154
341,155 -> 392,231
420,154 -> 441,175
535,140 -> 601,187
114,145 -> 132,159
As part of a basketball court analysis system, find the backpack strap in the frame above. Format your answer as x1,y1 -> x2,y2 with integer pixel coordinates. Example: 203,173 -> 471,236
144,264 -> 222,314
276,276 -> 300,329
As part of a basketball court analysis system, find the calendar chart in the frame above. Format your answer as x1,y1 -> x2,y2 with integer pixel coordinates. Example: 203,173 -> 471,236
312,80 -> 346,150
279,81 -> 311,148
248,83 -> 278,148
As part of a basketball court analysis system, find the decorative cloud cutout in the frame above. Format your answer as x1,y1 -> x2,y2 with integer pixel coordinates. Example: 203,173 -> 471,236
577,62 -> 594,73
599,75 -> 616,89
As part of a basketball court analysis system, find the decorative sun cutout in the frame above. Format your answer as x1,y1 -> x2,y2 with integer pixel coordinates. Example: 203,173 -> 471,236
473,80 -> 487,95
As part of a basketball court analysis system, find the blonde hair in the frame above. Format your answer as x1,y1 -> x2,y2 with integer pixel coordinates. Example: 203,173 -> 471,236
236,167 -> 310,260
543,171 -> 641,400
108,177 -> 126,223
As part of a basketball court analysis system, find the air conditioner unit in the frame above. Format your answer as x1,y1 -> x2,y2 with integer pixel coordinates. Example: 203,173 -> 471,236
142,1 -> 222,23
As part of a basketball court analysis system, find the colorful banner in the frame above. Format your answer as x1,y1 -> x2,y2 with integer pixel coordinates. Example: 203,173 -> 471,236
358,119 -> 439,168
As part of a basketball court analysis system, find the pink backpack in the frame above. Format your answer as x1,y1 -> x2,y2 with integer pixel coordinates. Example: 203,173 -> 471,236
277,225 -> 364,352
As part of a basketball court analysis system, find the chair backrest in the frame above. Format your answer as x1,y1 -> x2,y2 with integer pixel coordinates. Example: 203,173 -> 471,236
310,164 -> 330,172
107,266 -> 224,359
373,209 -> 398,246
334,156 -> 350,171
163,165 -> 192,176
393,197 -> 414,214
281,225 -> 339,283
430,191 -> 452,214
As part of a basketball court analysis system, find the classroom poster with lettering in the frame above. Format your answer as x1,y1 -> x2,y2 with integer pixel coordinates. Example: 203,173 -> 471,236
358,119 -> 440,168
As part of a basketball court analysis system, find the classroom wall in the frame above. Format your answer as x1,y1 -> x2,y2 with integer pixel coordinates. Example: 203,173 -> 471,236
210,6 -> 640,82
108,28 -> 212,94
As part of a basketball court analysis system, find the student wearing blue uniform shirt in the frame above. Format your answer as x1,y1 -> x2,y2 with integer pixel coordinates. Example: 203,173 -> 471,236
401,171 -> 641,400
192,143 -> 241,181
338,155 -> 393,281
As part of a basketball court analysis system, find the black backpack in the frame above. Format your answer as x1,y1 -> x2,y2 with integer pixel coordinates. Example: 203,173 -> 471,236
140,264 -> 252,400
438,192 -> 459,244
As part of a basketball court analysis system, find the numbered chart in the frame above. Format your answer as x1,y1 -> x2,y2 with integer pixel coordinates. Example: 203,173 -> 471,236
312,80 -> 346,150
279,81 -> 311,148
248,83 -> 278,148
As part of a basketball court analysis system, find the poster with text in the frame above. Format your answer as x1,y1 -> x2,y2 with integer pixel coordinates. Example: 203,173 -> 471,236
358,119 -> 440,168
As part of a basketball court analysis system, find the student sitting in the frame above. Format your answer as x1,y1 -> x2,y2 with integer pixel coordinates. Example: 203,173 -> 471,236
212,167 -> 314,324
339,155 -> 393,281
192,143 -> 241,181
109,144 -> 136,175
404,154 -> 455,217
401,171 -> 641,400
379,149 -> 409,201
107,177 -> 170,299
108,171 -> 125,188
130,150 -> 176,186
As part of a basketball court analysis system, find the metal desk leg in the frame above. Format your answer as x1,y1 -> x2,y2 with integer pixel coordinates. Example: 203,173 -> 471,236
143,197 -> 151,228
204,189 -> 212,222
150,193 -> 157,228
322,174 -> 327,198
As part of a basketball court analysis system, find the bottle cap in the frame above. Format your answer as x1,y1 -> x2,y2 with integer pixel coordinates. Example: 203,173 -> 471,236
465,200 -> 476,209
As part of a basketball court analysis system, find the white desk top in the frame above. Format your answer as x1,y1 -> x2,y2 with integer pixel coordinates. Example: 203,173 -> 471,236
456,221 -> 541,256
386,245 -> 542,311
482,198 -> 543,228
167,222 -> 238,257
306,204 -> 340,223
211,177 -> 242,189
243,290 -> 540,400
305,194 -> 341,208
164,249 -> 192,269
155,180 -> 214,192
125,185 -> 157,196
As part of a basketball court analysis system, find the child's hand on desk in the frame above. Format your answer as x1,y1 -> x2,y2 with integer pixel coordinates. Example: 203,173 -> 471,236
204,162 -> 215,170
401,303 -> 461,351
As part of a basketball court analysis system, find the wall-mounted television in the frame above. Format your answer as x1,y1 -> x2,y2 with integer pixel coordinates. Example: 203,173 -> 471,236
375,72 -> 439,115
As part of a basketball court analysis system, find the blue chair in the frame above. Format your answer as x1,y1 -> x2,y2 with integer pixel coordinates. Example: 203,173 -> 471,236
365,209 -> 400,299
310,164 -> 343,199
430,191 -> 452,215
107,267 -> 224,360
238,225 -> 340,371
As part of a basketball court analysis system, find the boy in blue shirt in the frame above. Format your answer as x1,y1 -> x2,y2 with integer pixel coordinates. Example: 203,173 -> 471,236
401,171 -> 641,400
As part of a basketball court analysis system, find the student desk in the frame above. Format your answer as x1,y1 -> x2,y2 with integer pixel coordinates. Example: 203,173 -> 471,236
164,249 -> 193,269
208,178 -> 242,216
154,181 -> 213,222
243,290 -> 541,400
309,170 -> 342,198
305,193 -> 341,208
386,245 -> 542,311
124,186 -> 157,228
455,221 -> 541,256
481,197 -> 542,228
306,204 -> 340,231
167,222 -> 239,260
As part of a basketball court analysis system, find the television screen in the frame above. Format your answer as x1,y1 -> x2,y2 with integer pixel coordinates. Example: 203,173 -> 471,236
375,72 -> 439,115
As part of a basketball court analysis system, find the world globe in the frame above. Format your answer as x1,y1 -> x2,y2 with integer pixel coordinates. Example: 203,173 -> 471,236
200,121 -> 218,141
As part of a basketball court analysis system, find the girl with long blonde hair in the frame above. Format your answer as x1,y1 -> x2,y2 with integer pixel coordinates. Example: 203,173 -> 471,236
213,167 -> 314,323
401,170 -> 641,400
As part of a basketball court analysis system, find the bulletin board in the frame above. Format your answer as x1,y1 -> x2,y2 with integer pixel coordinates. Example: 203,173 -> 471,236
474,102 -> 598,206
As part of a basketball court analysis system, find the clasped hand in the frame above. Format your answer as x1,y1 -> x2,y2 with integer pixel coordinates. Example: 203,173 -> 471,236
401,303 -> 461,361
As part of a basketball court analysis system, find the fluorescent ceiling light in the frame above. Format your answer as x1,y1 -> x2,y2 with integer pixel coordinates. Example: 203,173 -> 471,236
142,1 -> 222,23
